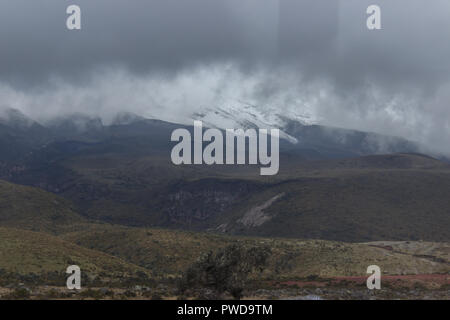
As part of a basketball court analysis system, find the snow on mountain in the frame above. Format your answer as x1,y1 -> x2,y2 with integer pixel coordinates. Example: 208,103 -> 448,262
0,108 -> 36,129
111,111 -> 145,126
188,99 -> 319,144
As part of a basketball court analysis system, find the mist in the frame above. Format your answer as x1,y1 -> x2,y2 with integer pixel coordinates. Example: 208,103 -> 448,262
1,0 -> 450,155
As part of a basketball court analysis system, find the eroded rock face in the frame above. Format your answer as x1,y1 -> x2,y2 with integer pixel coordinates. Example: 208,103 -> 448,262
238,193 -> 285,228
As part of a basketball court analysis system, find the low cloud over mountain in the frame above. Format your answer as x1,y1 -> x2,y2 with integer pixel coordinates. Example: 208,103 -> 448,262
1,1 -> 450,154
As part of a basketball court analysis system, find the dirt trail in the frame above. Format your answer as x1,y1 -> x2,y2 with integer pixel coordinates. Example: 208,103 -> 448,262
279,274 -> 450,289
368,244 -> 450,265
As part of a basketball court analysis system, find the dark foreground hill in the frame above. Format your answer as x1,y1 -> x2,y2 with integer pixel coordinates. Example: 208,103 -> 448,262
0,227 -> 149,285
0,179 -> 86,234
0,223 -> 448,288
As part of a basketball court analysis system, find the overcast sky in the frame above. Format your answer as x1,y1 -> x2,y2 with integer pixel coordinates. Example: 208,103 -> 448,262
1,0 -> 450,154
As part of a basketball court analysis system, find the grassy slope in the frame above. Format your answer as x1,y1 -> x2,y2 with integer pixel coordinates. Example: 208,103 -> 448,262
61,224 -> 450,280
0,203 -> 447,284
0,180 -> 87,234
0,227 -> 148,278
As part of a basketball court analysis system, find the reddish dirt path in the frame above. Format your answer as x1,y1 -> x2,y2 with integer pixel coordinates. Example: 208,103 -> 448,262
277,274 -> 450,288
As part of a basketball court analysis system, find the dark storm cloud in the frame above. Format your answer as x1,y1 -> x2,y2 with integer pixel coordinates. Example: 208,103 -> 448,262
1,0 -> 450,88
0,0 -> 279,85
1,0 -> 450,153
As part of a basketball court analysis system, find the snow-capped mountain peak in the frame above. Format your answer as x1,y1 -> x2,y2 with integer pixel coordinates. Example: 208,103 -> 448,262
189,99 -> 319,144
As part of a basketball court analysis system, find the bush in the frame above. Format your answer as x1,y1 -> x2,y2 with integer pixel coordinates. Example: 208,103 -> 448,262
123,290 -> 136,298
6,288 -> 31,300
179,243 -> 271,299
80,289 -> 106,300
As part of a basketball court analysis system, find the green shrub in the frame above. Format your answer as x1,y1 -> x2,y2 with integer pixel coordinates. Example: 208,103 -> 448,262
179,244 -> 271,299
